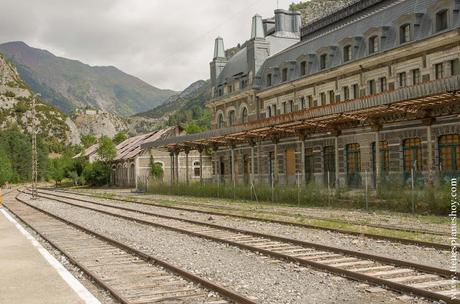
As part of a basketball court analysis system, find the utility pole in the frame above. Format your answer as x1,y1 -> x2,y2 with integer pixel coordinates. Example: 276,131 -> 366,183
31,93 -> 40,199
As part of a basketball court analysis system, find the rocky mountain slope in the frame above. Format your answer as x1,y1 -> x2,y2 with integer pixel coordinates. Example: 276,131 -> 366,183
0,53 -> 79,147
0,41 -> 177,116
71,111 -> 162,139
136,80 -> 210,119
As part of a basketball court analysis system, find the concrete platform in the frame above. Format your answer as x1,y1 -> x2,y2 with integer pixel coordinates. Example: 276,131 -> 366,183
0,191 -> 100,304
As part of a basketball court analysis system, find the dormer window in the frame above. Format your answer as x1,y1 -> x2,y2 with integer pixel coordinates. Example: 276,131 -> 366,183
300,61 -> 307,76
436,9 -> 448,32
369,36 -> 379,54
267,74 -> 272,86
320,54 -> 327,70
400,24 -> 411,43
343,45 -> 352,62
282,68 -> 288,82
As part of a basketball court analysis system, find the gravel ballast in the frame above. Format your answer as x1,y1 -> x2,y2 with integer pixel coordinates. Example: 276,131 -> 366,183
41,190 -> 454,271
23,194 -> 431,304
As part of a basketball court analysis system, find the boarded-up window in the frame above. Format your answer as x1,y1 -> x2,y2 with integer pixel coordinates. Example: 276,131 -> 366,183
285,148 -> 296,177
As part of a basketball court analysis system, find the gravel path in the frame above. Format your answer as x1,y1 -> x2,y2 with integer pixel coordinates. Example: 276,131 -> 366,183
42,190 -> 455,271
23,194 -> 429,304
76,188 -> 450,236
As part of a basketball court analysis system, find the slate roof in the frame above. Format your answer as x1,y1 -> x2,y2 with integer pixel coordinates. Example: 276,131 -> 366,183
258,0 -> 460,88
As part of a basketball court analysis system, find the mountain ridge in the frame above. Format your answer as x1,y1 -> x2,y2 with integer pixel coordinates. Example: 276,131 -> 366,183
0,41 -> 177,116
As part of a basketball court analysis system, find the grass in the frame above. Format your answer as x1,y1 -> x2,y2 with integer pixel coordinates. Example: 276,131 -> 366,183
139,179 -> 454,216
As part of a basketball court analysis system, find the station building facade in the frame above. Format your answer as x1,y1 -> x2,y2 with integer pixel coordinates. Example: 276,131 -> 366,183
145,0 -> 460,188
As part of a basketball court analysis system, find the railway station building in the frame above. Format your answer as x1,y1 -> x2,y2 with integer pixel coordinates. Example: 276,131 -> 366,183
143,0 -> 460,189
77,126 -> 213,188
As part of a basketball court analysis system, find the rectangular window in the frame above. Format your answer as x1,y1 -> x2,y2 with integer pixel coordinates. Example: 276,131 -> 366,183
282,68 -> 288,82
379,77 -> 387,92
435,63 -> 444,79
352,84 -> 359,99
451,59 -> 460,76
328,90 -> 335,104
343,86 -> 350,101
320,54 -> 327,70
300,61 -> 307,76
282,102 -> 287,113
436,10 -> 448,32
308,95 -> 314,108
412,69 -> 421,85
343,45 -> 352,62
300,97 -> 305,109
399,72 -> 407,87
400,24 -> 411,43
369,36 -> 379,54
289,100 -> 294,112
368,79 -> 376,95
320,93 -> 326,106
267,74 -> 272,86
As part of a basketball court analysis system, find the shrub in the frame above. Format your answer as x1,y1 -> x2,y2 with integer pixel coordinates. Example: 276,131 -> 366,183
83,161 -> 110,186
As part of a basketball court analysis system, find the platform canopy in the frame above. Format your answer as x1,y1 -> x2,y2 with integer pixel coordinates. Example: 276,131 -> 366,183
142,76 -> 460,152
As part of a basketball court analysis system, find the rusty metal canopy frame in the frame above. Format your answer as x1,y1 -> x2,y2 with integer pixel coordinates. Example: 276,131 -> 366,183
142,76 -> 460,152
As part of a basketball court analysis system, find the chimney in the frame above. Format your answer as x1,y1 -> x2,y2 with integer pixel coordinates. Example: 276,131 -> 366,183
274,9 -> 301,36
251,14 -> 264,39
213,36 -> 225,59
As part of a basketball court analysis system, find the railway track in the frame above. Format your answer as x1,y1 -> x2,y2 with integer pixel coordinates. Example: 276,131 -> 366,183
26,188 -> 460,304
48,188 -> 450,247
5,193 -> 256,304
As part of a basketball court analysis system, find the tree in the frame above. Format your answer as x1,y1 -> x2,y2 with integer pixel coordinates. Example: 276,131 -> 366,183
97,136 -> 117,161
149,156 -> 163,180
81,134 -> 97,148
184,122 -> 205,134
0,149 -> 13,186
47,153 -> 73,185
113,131 -> 128,145
48,158 -> 65,185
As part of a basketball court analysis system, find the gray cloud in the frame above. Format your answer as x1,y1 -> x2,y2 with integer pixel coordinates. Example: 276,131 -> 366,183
0,0 -> 300,91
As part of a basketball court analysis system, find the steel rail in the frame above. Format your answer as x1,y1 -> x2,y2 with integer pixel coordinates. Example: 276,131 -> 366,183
8,193 -> 257,304
26,189 -> 460,304
47,187 -> 450,237
45,187 -> 450,250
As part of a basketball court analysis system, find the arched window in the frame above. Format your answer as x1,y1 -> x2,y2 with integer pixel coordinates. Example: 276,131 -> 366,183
217,113 -> 224,128
241,107 -> 248,124
228,110 -> 236,126
193,161 -> 201,177
403,138 -> 422,176
439,134 -> 460,174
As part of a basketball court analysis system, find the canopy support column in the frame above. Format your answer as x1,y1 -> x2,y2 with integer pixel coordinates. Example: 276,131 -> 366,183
185,148 -> 190,185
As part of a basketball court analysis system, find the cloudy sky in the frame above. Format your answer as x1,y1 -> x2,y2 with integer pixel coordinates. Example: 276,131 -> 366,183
0,0 -> 302,91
